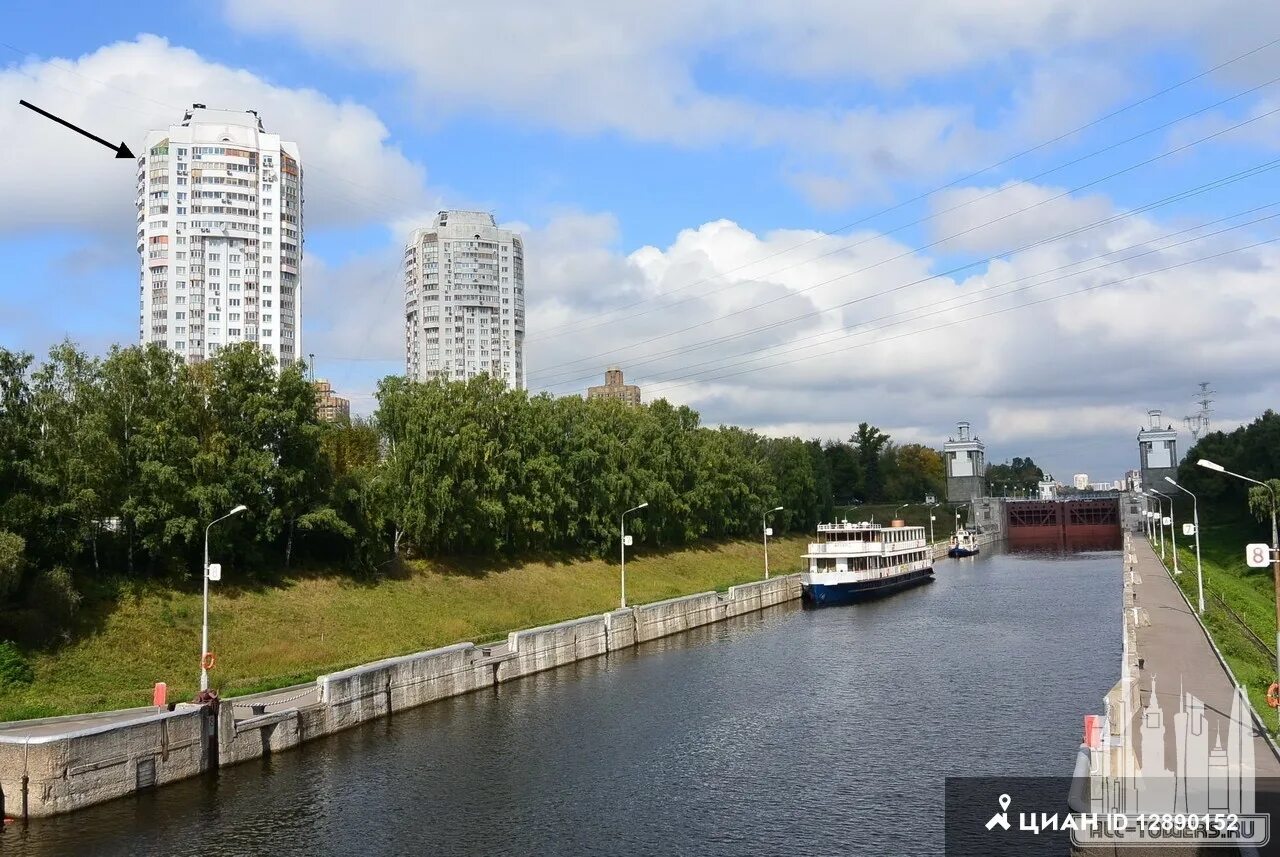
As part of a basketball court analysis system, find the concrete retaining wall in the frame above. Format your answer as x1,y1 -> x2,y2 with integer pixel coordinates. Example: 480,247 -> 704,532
1,572 -> 803,818
498,614 -> 611,682
321,643 -> 493,731
0,706 -> 210,818
216,683 -> 325,767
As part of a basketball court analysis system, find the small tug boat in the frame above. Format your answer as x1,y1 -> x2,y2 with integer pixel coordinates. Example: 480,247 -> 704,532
947,528 -> 980,558
800,520 -> 934,606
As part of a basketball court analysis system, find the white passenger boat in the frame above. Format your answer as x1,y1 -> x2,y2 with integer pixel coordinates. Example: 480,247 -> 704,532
947,528 -> 980,558
800,520 -> 934,606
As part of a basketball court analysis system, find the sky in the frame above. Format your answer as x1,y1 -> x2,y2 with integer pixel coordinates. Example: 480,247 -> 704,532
3,0 -> 1280,482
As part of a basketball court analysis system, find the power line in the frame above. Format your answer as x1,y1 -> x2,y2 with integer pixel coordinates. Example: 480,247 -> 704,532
528,100 -> 1280,385
525,34 -> 1280,343
533,155 -> 1280,390
643,236 -> 1280,397
639,207 -> 1280,391
621,203 -> 1280,390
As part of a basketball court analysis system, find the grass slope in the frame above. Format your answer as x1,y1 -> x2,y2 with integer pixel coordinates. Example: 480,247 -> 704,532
0,535 -> 809,722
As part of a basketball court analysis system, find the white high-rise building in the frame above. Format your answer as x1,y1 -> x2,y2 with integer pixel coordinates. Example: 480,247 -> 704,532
137,105 -> 302,367
404,211 -> 525,388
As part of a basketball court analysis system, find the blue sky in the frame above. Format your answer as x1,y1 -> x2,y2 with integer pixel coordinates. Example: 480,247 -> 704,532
3,0 -> 1280,481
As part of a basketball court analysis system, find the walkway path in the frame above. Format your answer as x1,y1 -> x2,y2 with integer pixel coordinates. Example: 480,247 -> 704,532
1131,535 -> 1280,779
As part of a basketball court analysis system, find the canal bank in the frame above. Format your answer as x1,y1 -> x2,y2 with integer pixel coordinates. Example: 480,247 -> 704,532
2,542 -> 1115,857
0,531 -> 1003,822
0,573 -> 800,818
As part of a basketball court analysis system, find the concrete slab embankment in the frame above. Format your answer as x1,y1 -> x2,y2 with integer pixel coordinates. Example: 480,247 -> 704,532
0,706 -> 212,819
0,573 -> 804,818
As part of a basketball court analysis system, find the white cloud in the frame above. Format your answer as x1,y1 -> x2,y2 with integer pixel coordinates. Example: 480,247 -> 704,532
0,35 -> 428,235
505,193 -> 1278,477
929,182 -> 1119,254
221,0 -> 1280,207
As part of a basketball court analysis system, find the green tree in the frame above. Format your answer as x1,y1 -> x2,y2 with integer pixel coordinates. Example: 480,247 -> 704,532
885,443 -> 945,502
851,423 -> 891,502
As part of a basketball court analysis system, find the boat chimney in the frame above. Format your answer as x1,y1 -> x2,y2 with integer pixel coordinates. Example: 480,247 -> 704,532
889,519 -> 906,528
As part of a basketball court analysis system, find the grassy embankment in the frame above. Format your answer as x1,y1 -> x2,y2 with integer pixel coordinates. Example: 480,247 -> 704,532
1157,510 -> 1280,734
0,535 -> 809,722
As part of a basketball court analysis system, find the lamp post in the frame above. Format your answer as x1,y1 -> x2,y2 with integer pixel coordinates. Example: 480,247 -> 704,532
894,503 -> 910,521
927,501 -> 939,544
1164,478 -> 1204,616
620,502 -> 648,608
1196,458 -> 1279,703
763,506 -> 784,579
1149,488 -> 1179,576
1147,492 -> 1166,560
202,504 -> 247,692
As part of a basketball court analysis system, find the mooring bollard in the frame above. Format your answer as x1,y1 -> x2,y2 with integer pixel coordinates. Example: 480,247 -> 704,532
251,703 -> 267,716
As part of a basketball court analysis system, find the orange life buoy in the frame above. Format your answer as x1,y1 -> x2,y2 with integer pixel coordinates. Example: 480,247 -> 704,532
1267,683 -> 1280,709
201,652 -> 216,671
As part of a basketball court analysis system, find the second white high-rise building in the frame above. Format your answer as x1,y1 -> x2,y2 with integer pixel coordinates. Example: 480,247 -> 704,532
404,211 -> 525,387
137,105 -> 302,367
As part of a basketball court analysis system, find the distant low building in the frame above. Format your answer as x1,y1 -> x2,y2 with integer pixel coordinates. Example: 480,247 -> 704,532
587,367 -> 642,406
314,379 -> 350,422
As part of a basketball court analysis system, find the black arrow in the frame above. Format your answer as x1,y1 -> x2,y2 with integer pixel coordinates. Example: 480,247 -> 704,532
18,99 -> 134,159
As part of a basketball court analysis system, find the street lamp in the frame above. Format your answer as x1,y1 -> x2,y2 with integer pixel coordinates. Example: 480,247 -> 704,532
202,504 -> 247,692
620,502 -> 648,608
763,506 -> 784,579
1164,478 -> 1204,615
1148,488 -> 1179,576
1196,458 -> 1280,707
894,503 -> 910,521
1146,491 -> 1166,560
927,501 -> 939,544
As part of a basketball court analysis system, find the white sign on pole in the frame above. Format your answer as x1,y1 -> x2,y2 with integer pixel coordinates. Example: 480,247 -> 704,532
1246,544 -> 1271,569
764,527 -> 773,537
207,562 -> 222,582
623,535 -> 633,547
1162,516 -> 1171,527
1182,523 -> 1196,536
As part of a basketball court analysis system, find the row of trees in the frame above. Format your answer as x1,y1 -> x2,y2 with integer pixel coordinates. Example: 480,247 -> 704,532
821,423 -> 947,504
986,456 -> 1046,492
1176,409 -> 1280,523
0,341 -> 979,641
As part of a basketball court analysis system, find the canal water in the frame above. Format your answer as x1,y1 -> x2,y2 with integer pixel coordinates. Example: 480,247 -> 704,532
4,544 -> 1120,856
